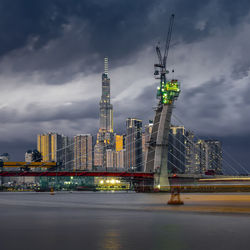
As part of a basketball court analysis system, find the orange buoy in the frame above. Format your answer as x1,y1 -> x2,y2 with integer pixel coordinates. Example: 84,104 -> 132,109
50,187 -> 55,195
167,186 -> 184,205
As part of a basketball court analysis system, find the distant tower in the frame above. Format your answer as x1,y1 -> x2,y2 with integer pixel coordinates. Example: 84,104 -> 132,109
94,57 -> 115,168
99,57 -> 113,132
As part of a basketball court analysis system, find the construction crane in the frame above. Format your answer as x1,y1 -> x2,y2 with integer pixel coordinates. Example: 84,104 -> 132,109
154,14 -> 180,105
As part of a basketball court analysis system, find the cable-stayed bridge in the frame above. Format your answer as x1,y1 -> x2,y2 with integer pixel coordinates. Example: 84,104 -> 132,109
0,15 -> 248,192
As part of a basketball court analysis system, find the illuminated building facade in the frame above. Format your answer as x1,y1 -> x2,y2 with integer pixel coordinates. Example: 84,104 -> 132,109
125,118 -> 142,171
114,135 -> 125,169
37,132 -> 63,162
74,134 -> 93,170
115,135 -> 123,152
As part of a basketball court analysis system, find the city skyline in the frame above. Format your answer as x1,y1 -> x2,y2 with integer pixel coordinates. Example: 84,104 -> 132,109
0,0 -> 249,172
0,2 -> 250,249
0,54 -> 241,174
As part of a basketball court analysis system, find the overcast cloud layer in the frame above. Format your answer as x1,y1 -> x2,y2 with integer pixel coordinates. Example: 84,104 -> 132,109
0,0 -> 249,172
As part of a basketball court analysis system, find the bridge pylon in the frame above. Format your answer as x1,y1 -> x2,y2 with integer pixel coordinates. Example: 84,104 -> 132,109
145,104 -> 173,191
145,14 -> 180,191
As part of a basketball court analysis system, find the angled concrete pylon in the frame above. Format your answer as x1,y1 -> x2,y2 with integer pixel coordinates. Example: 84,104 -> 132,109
145,104 -> 173,191
147,14 -> 179,191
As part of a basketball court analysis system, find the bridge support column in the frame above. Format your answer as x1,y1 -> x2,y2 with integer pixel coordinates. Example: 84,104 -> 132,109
145,104 -> 173,191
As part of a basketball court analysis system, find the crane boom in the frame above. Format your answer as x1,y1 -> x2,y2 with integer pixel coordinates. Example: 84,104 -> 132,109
156,46 -> 163,67
163,14 -> 175,69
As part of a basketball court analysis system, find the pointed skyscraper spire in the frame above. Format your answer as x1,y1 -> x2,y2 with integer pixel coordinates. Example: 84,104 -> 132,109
104,57 -> 108,75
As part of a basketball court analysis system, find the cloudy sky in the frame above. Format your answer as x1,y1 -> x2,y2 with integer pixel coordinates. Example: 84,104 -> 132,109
0,0 -> 249,173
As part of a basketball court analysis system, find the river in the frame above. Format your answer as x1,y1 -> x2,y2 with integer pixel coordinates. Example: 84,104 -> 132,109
0,192 -> 249,250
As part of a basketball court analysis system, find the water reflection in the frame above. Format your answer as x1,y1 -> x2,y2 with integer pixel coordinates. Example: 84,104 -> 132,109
103,230 -> 121,250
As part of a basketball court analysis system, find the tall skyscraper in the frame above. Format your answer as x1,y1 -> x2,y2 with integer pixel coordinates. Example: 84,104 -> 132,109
37,132 -> 63,162
94,57 -> 115,168
99,57 -> 113,133
74,134 -> 93,170
125,118 -> 142,171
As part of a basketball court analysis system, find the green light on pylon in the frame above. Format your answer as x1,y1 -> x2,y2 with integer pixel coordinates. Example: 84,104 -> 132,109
158,79 -> 180,105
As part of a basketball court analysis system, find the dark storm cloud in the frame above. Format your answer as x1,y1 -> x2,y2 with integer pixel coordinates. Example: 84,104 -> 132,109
0,0 -> 66,55
1,0 -> 250,78
181,79 -> 227,119
0,0 -> 158,76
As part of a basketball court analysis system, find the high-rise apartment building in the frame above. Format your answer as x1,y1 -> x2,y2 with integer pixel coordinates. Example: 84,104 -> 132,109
168,126 -> 186,173
195,139 -> 222,174
145,121 -> 153,143
106,149 -> 116,168
204,140 -> 222,174
184,130 -> 199,174
62,136 -> 74,170
74,134 -> 93,170
143,121 -> 153,171
37,133 -> 63,162
116,149 -> 126,169
115,135 -> 123,152
196,139 -> 207,173
94,57 -> 115,168
125,118 -> 142,171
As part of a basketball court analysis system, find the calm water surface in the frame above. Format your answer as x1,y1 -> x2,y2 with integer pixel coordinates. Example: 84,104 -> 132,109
0,192 -> 249,250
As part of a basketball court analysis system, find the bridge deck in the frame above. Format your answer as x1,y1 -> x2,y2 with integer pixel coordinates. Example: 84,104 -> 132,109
0,171 -> 154,178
